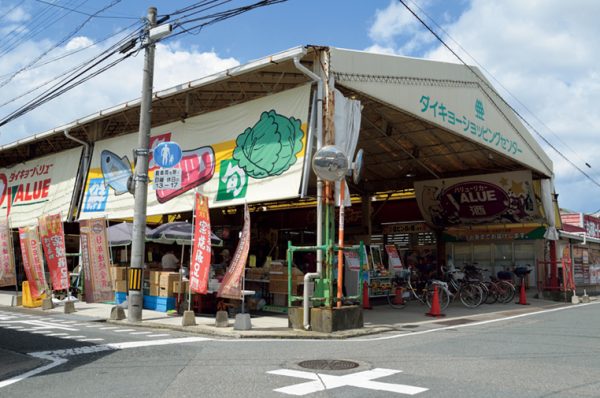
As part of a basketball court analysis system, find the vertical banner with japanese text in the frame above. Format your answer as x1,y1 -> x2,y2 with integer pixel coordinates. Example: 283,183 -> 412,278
218,203 -> 250,300
18,226 -> 46,298
39,214 -> 69,291
79,218 -> 113,303
385,244 -> 403,271
0,221 -> 16,287
190,193 -> 212,294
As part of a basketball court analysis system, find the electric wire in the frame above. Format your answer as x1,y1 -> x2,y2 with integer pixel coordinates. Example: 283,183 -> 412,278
397,0 -> 600,189
0,0 -> 26,23
33,0 -> 138,19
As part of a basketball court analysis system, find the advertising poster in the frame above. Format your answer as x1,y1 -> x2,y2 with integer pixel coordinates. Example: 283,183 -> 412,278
385,244 -> 403,270
343,250 -> 361,271
0,221 -> 16,287
0,148 -> 82,228
39,214 -> 69,291
80,85 -> 310,221
415,170 -> 542,227
189,193 -> 212,294
218,203 -> 250,300
79,218 -> 113,303
18,226 -> 46,298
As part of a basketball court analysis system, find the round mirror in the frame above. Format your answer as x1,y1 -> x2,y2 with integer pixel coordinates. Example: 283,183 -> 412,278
312,145 -> 349,182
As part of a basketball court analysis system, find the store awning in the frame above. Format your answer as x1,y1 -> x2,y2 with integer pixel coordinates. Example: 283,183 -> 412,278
146,221 -> 223,247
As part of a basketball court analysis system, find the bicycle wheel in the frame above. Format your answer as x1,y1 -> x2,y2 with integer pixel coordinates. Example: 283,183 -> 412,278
386,288 -> 407,309
484,282 -> 498,304
425,285 -> 450,311
496,280 -> 516,303
459,284 -> 484,308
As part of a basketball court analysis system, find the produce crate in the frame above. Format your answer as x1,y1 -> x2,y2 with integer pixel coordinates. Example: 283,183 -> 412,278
143,295 -> 176,312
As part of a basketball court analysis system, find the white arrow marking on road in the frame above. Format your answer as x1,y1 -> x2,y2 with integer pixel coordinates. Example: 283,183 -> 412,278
268,368 -> 428,396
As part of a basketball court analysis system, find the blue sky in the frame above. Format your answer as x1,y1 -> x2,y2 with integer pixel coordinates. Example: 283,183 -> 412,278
0,0 -> 598,214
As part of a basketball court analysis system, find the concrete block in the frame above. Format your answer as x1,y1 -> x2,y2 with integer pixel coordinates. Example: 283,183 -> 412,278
310,305 -> 363,333
41,297 -> 54,310
110,306 -> 126,320
11,295 -> 22,307
288,307 -> 305,330
182,310 -> 196,326
215,310 -> 229,327
233,313 -> 252,330
63,301 -> 76,314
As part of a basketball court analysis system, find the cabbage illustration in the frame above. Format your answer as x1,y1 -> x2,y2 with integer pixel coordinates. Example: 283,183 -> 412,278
233,110 -> 304,179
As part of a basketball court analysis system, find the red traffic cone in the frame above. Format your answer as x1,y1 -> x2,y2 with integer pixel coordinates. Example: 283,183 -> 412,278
362,281 -> 372,310
393,286 -> 405,305
425,285 -> 445,317
517,278 -> 529,305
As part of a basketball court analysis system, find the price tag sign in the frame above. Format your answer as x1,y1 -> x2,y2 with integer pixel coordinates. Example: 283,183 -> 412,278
153,168 -> 182,190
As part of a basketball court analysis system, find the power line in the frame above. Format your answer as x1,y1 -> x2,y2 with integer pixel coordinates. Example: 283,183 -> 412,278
33,0 -> 139,19
397,0 -> 600,189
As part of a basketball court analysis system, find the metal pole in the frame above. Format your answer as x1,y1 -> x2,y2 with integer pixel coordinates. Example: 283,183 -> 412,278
128,7 -> 157,322
336,179 -> 345,308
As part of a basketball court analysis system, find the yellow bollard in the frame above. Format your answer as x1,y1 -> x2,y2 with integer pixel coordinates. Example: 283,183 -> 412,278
22,281 -> 45,308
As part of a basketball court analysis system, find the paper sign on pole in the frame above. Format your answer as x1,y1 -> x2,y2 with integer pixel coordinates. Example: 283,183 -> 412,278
39,214 -> 69,291
18,226 -> 46,298
343,250 -> 361,271
385,244 -> 403,270
0,221 -> 16,287
189,193 -> 212,294
79,218 -> 113,303
218,203 -> 250,300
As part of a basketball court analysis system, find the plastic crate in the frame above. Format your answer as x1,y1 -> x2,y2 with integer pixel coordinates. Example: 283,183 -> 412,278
143,295 -> 176,312
115,292 -> 127,304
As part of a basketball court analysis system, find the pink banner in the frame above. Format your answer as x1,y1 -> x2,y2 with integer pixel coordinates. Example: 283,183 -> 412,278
0,221 -> 16,287
79,219 -> 113,303
190,193 -> 212,294
385,244 -> 403,270
39,214 -> 69,290
18,226 -> 46,298
218,203 -> 250,300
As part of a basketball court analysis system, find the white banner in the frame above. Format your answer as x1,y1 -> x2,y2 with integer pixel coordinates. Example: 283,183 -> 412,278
0,147 -> 82,227
80,85 -> 311,219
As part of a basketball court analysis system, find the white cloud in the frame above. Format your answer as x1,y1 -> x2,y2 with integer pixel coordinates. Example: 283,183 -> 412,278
0,36 -> 239,146
366,0 -> 600,213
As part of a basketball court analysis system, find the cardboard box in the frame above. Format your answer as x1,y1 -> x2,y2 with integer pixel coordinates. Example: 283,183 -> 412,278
149,285 -> 160,297
113,280 -> 127,293
149,271 -> 162,285
173,280 -> 189,294
159,272 -> 179,288
110,267 -> 127,282
159,285 -> 174,297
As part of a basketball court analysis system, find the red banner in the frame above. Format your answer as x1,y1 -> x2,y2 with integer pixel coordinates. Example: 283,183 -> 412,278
18,226 -> 46,298
190,193 -> 212,294
218,203 -> 250,300
39,214 -> 69,290
79,218 -> 113,303
0,221 -> 16,287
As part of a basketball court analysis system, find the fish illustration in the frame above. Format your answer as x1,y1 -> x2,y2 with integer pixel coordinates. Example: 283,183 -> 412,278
155,146 -> 215,203
100,150 -> 133,195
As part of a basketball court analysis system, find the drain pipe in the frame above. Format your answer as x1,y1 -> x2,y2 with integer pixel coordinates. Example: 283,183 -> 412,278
64,129 -> 91,222
293,55 -> 323,330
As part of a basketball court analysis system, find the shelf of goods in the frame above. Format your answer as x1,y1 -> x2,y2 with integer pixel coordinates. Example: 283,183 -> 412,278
367,272 -> 392,298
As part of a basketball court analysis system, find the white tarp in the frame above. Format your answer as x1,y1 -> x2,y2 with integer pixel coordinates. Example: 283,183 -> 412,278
0,147 -> 82,227
79,85 -> 311,220
330,48 -> 553,177
334,89 -> 361,207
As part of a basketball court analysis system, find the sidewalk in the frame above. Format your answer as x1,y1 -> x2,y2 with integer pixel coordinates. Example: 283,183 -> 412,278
0,290 -> 589,339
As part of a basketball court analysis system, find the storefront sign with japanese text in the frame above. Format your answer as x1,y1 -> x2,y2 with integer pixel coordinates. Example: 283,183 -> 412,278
39,214 -> 69,290
79,218 -> 113,303
190,193 -> 212,294
218,203 -> 250,300
0,221 -> 16,287
0,147 -> 82,228
415,170 -> 542,227
18,226 -> 46,298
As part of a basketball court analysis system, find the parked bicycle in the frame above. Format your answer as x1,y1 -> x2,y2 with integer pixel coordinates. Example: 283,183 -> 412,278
442,266 -> 485,308
387,269 -> 450,311
462,265 -> 516,304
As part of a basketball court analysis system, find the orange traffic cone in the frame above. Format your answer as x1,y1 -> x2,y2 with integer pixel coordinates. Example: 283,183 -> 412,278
517,278 -> 529,305
393,286 -> 405,305
425,285 -> 445,317
362,281 -> 372,310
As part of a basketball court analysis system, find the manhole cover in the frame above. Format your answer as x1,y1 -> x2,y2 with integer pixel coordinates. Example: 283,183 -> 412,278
298,360 -> 359,370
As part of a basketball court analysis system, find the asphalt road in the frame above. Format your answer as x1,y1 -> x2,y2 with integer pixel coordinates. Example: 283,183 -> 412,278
1,302 -> 599,397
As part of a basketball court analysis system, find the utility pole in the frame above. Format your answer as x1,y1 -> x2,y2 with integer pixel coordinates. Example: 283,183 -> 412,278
128,7 -> 158,322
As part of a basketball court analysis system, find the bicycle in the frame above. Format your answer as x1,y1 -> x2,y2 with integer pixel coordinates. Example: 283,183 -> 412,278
387,269 -> 451,311
463,265 -> 516,304
442,266 -> 484,308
